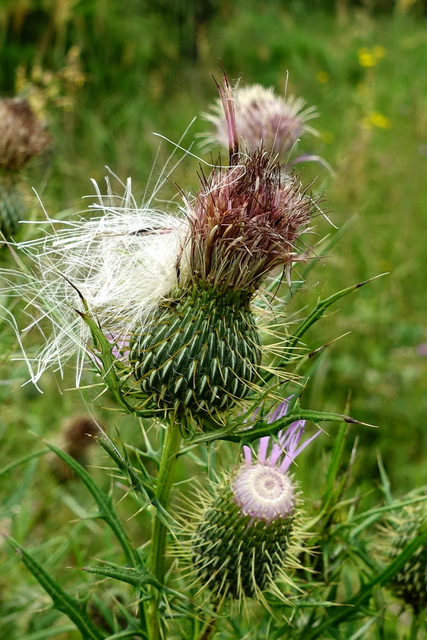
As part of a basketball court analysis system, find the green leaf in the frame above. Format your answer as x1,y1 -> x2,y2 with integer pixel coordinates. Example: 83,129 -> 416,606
185,405 -> 375,447
18,626 -> 77,640
83,562 -> 161,590
279,273 -> 387,368
304,525 -> 427,639
5,537 -> 104,640
0,449 -> 47,479
46,443 -> 139,568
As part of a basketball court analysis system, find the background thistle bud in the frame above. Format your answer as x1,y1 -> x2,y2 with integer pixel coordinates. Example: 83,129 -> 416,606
190,401 -> 321,601
386,499 -> 427,613
0,174 -> 26,239
0,98 -> 49,172
48,415 -> 100,483
0,98 -> 49,238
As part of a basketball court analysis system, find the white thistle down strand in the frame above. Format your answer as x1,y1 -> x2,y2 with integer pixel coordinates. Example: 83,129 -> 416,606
1,177 -> 189,387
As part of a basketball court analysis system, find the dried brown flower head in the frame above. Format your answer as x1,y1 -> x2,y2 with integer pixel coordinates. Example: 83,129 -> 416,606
184,153 -> 316,293
49,415 -> 100,483
0,98 -> 50,171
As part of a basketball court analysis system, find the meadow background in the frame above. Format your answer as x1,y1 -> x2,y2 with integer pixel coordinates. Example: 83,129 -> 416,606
1,0 -> 426,637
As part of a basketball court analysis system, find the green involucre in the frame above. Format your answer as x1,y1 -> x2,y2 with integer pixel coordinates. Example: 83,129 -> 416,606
192,482 -> 294,600
131,286 -> 262,417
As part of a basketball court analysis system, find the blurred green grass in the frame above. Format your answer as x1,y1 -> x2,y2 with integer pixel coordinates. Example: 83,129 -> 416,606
1,1 -> 427,637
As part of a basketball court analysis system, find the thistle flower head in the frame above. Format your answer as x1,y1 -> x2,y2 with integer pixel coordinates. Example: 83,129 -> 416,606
384,498 -> 427,613
191,399 -> 321,601
0,98 -> 49,172
183,151 -> 316,294
202,83 -> 317,158
1,74 -> 323,426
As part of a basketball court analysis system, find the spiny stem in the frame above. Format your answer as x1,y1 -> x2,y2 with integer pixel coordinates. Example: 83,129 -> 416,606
148,418 -> 182,640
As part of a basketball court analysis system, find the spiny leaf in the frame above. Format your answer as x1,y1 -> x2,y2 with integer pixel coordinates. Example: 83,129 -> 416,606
98,434 -> 172,531
82,562 -> 161,590
5,536 -> 104,640
279,273 -> 388,368
186,407 -> 375,447
304,525 -> 427,639
46,443 -> 138,567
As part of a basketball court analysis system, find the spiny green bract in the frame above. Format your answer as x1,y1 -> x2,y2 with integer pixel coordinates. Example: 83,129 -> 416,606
192,483 -> 294,601
131,285 -> 261,418
389,500 -> 427,613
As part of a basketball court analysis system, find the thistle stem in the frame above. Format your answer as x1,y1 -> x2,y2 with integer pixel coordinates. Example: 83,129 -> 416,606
148,418 -> 182,640
409,614 -> 419,640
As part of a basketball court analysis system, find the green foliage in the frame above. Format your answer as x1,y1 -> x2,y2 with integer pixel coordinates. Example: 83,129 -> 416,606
1,1 -> 427,638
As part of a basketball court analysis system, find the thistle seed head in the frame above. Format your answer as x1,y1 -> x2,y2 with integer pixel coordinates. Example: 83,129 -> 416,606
202,83 -> 317,158
0,98 -> 49,172
1,74 -> 324,425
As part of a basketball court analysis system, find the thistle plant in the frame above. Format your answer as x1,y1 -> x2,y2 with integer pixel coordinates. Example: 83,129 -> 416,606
2,70 -> 423,640
0,98 -> 49,239
1,74 -> 319,430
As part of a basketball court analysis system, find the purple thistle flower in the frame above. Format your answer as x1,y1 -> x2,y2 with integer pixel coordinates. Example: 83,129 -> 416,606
233,398 -> 322,522
192,398 -> 321,601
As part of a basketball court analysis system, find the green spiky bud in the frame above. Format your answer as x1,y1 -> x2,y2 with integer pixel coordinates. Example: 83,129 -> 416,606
189,406 -> 321,602
132,285 -> 261,416
193,475 -> 294,601
388,500 -> 427,613
0,175 -> 26,238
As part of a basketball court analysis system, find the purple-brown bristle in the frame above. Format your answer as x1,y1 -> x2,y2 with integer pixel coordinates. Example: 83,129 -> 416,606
186,150 -> 316,292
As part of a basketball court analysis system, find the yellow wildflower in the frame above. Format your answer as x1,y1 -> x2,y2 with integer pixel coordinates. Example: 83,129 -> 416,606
357,48 -> 376,68
362,111 -> 392,130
